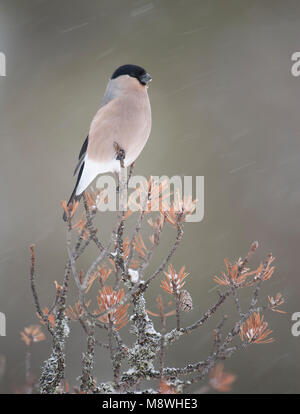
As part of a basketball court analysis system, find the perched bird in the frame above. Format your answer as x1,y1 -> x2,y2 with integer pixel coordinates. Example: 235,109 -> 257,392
63,64 -> 152,221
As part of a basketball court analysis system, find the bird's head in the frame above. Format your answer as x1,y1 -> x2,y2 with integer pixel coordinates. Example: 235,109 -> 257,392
111,64 -> 152,87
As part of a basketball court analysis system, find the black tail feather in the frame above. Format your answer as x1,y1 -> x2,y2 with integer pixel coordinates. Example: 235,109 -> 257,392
62,190 -> 82,222
63,162 -> 84,221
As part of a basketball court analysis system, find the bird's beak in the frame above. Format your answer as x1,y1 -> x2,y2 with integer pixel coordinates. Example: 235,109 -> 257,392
140,72 -> 152,86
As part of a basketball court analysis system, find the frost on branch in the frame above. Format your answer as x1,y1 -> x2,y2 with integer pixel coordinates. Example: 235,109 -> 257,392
25,171 -> 285,394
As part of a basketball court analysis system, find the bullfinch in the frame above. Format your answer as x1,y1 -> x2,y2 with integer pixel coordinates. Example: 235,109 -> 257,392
63,64 -> 152,221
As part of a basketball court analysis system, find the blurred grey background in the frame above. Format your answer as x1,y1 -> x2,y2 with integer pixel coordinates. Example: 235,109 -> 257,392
0,0 -> 300,394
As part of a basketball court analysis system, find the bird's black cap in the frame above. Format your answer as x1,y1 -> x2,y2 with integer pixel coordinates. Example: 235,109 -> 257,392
111,64 -> 151,85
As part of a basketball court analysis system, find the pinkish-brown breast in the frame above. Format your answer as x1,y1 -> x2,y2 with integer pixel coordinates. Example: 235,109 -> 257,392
87,78 -> 151,167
